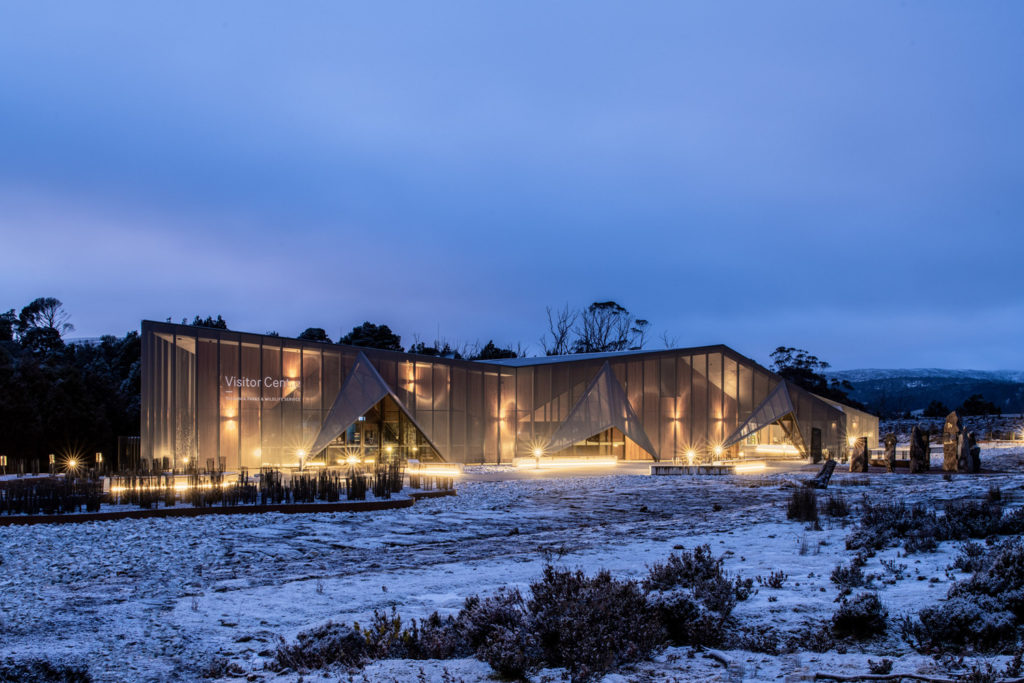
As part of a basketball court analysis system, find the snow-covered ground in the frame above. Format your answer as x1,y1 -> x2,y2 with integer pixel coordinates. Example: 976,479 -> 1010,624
3,446 -> 1024,682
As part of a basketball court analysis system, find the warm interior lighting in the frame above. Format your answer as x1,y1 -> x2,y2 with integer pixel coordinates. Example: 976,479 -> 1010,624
514,456 -> 618,469
296,449 -> 307,458
733,462 -> 766,474
713,445 -> 723,457
533,448 -> 543,457
847,436 -> 857,447
753,444 -> 800,455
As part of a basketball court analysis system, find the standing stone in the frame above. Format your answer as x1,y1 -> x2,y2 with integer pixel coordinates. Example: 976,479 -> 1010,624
909,425 -> 930,473
883,433 -> 898,473
967,431 -> 981,473
943,411 -> 962,472
957,430 -> 972,472
807,459 -> 837,489
849,437 -> 869,473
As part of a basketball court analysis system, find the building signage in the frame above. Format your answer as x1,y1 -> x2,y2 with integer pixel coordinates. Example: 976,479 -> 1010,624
221,375 -> 302,402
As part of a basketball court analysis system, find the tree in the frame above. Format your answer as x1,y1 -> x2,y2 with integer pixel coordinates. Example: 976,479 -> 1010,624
0,309 -> 16,342
923,400 -> 950,418
959,394 -> 1000,416
540,304 -> 578,356
769,346 -> 860,406
541,301 -> 650,355
18,297 -> 73,337
189,315 -> 228,329
470,340 -> 519,360
574,301 -> 645,353
297,327 -> 331,343
338,322 -> 403,352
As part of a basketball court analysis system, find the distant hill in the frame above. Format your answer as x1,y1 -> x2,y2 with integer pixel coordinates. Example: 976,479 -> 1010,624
829,368 -> 1024,417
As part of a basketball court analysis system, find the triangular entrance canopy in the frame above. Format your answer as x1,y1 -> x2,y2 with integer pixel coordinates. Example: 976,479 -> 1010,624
723,380 -> 806,455
308,352 -> 445,461
542,362 -> 660,461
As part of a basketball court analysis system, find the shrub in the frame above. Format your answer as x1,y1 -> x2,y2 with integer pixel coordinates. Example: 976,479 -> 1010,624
272,621 -> 367,671
477,625 -> 540,680
830,561 -> 865,590
912,597 -> 1016,653
868,658 -> 893,674
757,570 -> 787,589
788,619 -> 835,653
643,545 -> 747,614
199,657 -> 244,679
952,541 -> 988,573
831,593 -> 887,640
822,493 -> 850,517
787,488 -> 818,523
528,566 -> 663,681
457,588 -> 527,654
0,661 -> 91,683
737,624 -> 783,655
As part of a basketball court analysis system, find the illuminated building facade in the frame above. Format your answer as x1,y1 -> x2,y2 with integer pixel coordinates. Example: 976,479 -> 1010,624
140,320 -> 877,470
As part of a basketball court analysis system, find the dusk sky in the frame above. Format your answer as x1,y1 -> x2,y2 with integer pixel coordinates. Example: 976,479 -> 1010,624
2,2 -> 1022,370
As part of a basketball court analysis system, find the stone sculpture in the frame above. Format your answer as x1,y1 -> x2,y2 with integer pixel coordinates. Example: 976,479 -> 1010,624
883,433 -> 897,473
943,411 -> 962,472
849,437 -> 869,473
909,425 -> 930,473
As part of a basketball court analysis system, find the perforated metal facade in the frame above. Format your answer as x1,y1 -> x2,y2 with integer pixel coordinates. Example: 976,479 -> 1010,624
141,321 -> 878,469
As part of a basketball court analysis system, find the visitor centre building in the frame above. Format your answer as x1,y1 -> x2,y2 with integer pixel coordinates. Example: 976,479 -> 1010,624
140,320 -> 877,471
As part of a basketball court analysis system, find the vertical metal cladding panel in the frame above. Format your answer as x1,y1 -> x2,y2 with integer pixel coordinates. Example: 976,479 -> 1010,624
415,362 -> 433,414
676,355 -> 692,448
738,362 -> 753,423
643,358 -> 659,458
690,354 -> 708,451
196,337 -> 219,468
239,341 -> 262,470
467,368 -> 485,461
659,356 -> 677,461
487,370 -> 503,462
322,350 -> 341,417
708,352 -> 724,446
396,360 -> 416,414
516,366 -> 534,445
450,366 -> 467,462
281,347 -> 302,460
219,338 -> 240,470
551,364 -> 570,427
723,356 -> 739,449
626,361 -> 644,460
377,358 -> 398,393
533,365 -> 552,439
261,341 -> 282,466
301,347 -> 322,456
174,334 -> 197,469
431,363 -> 450,455
154,332 -> 175,469
498,368 -> 516,462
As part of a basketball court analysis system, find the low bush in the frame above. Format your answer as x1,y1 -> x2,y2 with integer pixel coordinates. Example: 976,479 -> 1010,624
831,592 -> 887,640
846,497 -> 1009,556
822,493 -> 850,517
787,488 -> 818,523
272,621 -> 367,671
529,566 -> 663,681
902,540 -> 1024,653
0,661 -> 91,683
643,545 -> 751,648
830,561 -> 865,590
757,570 -> 787,589
952,541 -> 988,573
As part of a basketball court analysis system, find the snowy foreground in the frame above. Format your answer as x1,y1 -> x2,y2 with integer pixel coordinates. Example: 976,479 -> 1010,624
3,447 -> 1024,682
